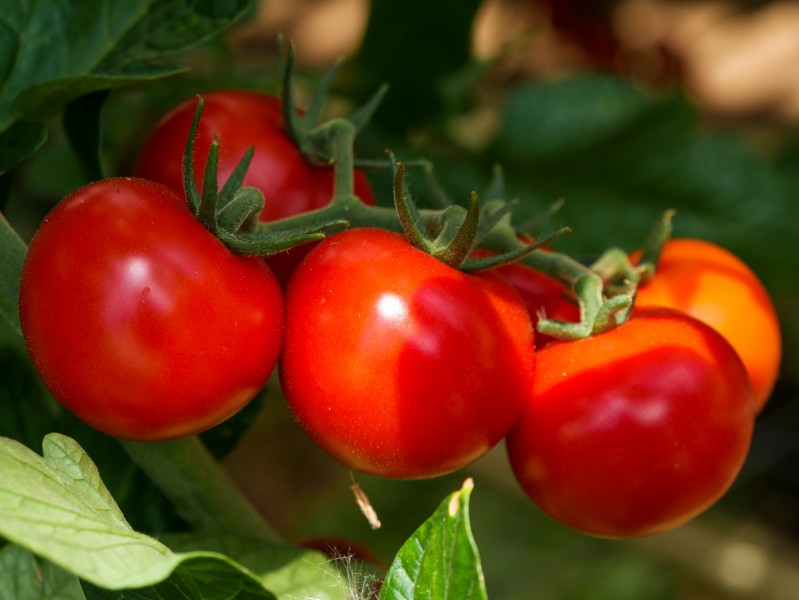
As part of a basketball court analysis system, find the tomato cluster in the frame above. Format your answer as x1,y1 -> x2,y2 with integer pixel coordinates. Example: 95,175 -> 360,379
17,87 -> 779,539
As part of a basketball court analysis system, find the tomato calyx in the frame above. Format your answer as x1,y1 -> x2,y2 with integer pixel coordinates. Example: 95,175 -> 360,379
391,159 -> 563,270
278,37 -> 388,172
182,97 -> 347,257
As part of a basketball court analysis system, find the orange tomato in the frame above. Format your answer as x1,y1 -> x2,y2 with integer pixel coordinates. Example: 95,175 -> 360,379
634,238 -> 781,412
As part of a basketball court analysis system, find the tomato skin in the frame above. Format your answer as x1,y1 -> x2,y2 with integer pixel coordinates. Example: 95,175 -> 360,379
507,309 -> 754,538
634,238 -> 781,413
470,249 -> 579,346
492,260 -> 580,345
279,228 -> 536,479
19,178 -> 284,441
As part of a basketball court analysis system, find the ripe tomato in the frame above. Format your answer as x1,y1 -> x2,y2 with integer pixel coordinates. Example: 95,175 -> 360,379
135,90 -> 376,283
634,238 -> 781,413
279,228 -> 536,479
19,178 -> 284,441
470,248 -> 580,346
506,309 -> 754,538
493,260 -> 580,345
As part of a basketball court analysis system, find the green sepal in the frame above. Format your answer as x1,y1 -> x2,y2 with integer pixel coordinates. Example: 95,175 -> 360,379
183,96 -> 204,214
484,163 -> 507,202
276,36 -> 388,168
593,292 -> 634,333
393,160 -> 434,253
216,187 -> 265,233
218,146 -> 255,211
278,40 -> 318,161
217,219 -> 348,257
476,198 -> 518,241
513,197 -> 566,236
461,227 -> 570,273
197,137 -> 221,234
636,209 -> 675,283
349,83 -> 389,134
304,59 -> 344,130
536,274 -> 603,341
431,192 -> 480,268
420,159 -> 454,208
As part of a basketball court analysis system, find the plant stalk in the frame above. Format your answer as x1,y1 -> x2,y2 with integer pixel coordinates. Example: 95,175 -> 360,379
122,436 -> 280,543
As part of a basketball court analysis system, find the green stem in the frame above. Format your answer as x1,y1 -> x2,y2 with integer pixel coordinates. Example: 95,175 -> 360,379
121,436 -> 280,543
478,227 -> 595,289
0,212 -> 25,336
478,227 -> 607,338
325,119 -> 357,202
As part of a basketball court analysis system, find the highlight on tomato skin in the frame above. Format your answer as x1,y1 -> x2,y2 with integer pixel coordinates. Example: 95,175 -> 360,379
18,177 -> 285,442
279,228 -> 536,480
506,308 -> 755,539
633,238 -> 782,413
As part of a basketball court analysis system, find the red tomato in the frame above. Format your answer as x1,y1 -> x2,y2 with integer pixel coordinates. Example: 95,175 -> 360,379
634,238 -> 781,413
279,228 -> 536,479
19,178 -> 284,441
493,260 -> 580,346
470,249 -> 580,346
135,90 -> 375,284
507,309 -> 754,538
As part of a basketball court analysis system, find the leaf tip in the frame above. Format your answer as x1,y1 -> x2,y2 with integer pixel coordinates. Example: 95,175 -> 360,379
449,478 -> 474,516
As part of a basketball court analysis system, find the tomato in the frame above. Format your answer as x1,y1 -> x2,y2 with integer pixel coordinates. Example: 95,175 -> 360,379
279,228 -> 536,479
19,178 -> 284,441
493,260 -> 580,346
135,90 -> 375,284
634,238 -> 781,413
470,248 -> 580,346
506,309 -> 754,538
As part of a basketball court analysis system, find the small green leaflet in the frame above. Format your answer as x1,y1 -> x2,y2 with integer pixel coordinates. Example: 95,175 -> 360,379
379,478 -> 487,600
0,433 -> 273,598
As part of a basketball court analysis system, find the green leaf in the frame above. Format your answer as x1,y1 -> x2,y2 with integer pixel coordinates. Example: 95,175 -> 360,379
495,76 -> 658,164
0,0 -> 253,172
0,544 -> 84,600
164,533 -> 355,600
0,212 -> 25,335
81,555 -> 276,599
379,479 -> 487,600
0,121 -> 47,175
346,0 -> 482,134
0,433 -> 273,596
491,76 -> 784,257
